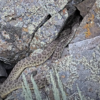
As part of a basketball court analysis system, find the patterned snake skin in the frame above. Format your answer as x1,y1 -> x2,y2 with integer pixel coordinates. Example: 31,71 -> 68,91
0,28 -> 76,99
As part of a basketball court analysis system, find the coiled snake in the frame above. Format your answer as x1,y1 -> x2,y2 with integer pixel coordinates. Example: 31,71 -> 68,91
0,28 -> 76,99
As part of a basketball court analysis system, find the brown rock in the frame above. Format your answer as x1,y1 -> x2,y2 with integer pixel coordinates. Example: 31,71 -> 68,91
75,0 -> 96,17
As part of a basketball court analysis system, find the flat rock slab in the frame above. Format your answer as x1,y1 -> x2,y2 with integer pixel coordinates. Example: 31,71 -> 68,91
54,35 -> 100,99
75,0 -> 96,17
69,35 -> 100,57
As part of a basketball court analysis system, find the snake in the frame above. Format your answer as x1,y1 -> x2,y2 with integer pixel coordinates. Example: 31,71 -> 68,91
0,24 -> 77,99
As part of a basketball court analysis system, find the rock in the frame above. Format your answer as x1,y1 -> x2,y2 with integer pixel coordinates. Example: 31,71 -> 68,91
31,70 -> 37,77
69,36 -> 100,99
0,0 -> 98,100
30,8 -> 68,51
66,2 -> 76,16
53,35 -> 100,99
71,0 -> 100,43
69,35 -> 100,56
38,0 -> 68,15
75,0 -> 96,17
72,0 -> 83,4
0,23 -> 30,64
0,0 -> 70,66
62,47 -> 69,57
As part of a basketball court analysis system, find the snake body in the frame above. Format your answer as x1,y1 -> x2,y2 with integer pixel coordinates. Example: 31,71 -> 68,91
0,39 -> 59,98
0,28 -> 75,99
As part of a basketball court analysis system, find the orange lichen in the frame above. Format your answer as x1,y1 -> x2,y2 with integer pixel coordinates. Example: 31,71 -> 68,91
22,27 -> 28,32
19,40 -> 22,43
19,17 -> 23,21
83,23 -> 92,38
35,36 -> 39,40
62,8 -> 67,14
30,45 -> 37,50
61,75 -> 65,78
88,14 -> 94,22
83,14 -> 94,38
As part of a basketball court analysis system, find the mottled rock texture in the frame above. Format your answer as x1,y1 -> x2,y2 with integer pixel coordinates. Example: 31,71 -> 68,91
0,0 -> 69,65
1,0 -> 100,100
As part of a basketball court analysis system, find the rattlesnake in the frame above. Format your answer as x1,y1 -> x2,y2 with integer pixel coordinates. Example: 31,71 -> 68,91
0,27 -> 76,99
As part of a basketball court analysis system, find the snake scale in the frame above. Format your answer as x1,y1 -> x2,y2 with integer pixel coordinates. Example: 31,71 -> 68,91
0,27 -> 76,99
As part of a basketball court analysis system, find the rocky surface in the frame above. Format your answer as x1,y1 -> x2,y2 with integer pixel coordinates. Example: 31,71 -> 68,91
0,0 -> 69,65
53,36 -> 100,100
75,0 -> 96,17
0,0 -> 100,100
71,0 -> 100,42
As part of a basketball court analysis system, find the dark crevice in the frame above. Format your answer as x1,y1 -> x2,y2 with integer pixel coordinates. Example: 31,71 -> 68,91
39,14 -> 51,28
29,14 -> 51,45
57,7 -> 83,39
0,61 -> 13,83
